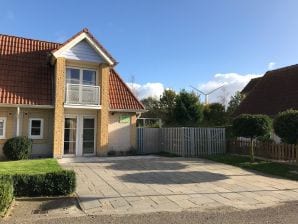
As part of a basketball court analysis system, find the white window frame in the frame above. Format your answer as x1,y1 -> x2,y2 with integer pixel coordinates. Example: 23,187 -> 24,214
66,67 -> 97,86
29,118 -> 44,139
0,117 -> 7,139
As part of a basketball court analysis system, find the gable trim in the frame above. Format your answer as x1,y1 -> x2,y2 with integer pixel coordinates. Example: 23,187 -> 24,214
53,32 -> 115,65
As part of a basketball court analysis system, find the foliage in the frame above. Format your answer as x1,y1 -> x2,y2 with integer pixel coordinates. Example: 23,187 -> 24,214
0,176 -> 13,215
173,90 -> 204,126
0,159 -> 62,175
232,114 -> 272,139
3,137 -> 32,160
232,114 -> 272,161
8,170 -> 76,196
273,109 -> 298,144
203,103 -> 227,126
141,97 -> 160,118
206,154 -> 298,181
159,89 -> 177,125
226,91 -> 244,116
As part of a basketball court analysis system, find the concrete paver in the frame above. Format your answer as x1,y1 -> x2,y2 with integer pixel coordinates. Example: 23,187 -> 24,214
59,156 -> 298,215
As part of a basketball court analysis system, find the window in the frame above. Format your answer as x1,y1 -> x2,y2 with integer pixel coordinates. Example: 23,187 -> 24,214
66,68 -> 96,86
29,118 -> 44,139
0,117 -> 7,139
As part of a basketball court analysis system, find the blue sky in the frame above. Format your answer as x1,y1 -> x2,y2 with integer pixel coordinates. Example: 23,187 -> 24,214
1,0 -> 298,101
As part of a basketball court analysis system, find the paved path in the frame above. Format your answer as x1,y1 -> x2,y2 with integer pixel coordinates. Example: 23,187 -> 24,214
59,156 -> 298,215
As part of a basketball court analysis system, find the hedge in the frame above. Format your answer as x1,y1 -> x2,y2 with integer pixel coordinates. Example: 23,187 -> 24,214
8,170 -> 76,197
0,176 -> 14,215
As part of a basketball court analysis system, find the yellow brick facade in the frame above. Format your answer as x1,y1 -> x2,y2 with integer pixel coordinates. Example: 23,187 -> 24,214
53,57 -> 65,158
130,114 -> 137,149
96,64 -> 110,156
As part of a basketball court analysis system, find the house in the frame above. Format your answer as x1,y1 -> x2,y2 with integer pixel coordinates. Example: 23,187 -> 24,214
235,64 -> 298,116
0,28 -> 145,159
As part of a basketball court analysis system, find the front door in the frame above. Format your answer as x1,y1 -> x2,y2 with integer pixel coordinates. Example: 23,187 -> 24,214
63,116 -> 96,156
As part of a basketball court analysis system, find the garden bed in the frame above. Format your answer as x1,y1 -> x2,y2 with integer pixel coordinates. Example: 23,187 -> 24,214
206,154 -> 298,181
0,159 -> 76,215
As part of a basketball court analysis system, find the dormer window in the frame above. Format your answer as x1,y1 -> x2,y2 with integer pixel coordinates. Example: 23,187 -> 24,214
66,68 -> 96,86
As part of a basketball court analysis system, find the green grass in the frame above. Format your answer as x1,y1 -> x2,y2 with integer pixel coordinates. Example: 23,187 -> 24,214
206,154 -> 298,181
0,159 -> 62,175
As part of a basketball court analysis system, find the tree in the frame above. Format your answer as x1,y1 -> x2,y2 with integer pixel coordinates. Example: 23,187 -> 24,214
141,97 -> 160,118
203,103 -> 227,126
227,91 -> 244,116
232,114 -> 272,161
159,89 -> 177,126
273,109 -> 298,144
174,90 -> 203,126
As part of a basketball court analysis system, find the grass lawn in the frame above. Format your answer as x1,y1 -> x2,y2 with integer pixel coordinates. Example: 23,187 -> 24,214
206,154 -> 298,181
0,159 -> 62,175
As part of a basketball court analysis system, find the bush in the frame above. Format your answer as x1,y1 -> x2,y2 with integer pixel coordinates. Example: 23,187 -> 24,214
0,176 -> 13,215
232,114 -> 272,139
273,109 -> 298,144
232,114 -> 272,161
3,137 -> 32,160
9,170 -> 76,197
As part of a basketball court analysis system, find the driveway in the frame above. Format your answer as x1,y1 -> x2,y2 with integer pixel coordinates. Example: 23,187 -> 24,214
59,156 -> 298,215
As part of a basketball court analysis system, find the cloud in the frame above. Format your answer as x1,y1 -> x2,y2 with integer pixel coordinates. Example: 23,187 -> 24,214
126,82 -> 165,99
197,73 -> 262,105
268,62 -> 275,70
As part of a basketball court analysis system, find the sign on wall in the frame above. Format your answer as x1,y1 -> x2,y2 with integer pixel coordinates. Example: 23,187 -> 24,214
119,115 -> 130,123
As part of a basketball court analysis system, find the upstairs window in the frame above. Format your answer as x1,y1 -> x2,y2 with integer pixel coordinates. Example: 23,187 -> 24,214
66,68 -> 96,86
29,118 -> 44,139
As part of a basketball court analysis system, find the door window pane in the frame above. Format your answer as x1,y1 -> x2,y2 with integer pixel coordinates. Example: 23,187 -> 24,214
83,70 -> 96,85
66,68 -> 80,84
64,118 -> 77,155
83,118 -> 95,154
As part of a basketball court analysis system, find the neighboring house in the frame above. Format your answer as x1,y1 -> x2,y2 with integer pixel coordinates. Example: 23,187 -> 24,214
235,64 -> 298,116
0,28 -> 145,159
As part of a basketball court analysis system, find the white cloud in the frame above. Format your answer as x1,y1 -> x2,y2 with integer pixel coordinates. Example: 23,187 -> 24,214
126,82 -> 165,99
197,73 -> 262,105
268,62 -> 275,70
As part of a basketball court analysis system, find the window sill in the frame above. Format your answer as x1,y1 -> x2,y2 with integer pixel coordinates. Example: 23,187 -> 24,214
64,104 -> 102,110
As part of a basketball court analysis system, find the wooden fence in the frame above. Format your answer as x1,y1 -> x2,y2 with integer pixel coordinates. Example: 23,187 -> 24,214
137,127 -> 226,157
228,139 -> 297,163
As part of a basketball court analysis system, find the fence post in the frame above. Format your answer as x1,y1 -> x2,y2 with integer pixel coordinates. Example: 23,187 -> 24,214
296,145 -> 298,164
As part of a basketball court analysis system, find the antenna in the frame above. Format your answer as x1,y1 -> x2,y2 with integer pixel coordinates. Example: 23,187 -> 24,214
190,85 -> 225,105
130,75 -> 135,94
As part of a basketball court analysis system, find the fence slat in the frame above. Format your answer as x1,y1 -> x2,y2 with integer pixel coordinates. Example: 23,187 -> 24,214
137,127 -> 226,156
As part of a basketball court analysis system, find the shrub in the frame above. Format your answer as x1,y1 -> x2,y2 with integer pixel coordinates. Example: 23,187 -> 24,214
232,114 -> 272,161
3,137 -> 32,160
9,170 -> 76,197
273,109 -> 298,144
0,176 -> 13,215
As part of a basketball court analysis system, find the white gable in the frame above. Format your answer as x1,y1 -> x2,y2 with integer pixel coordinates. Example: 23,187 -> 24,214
60,40 -> 104,63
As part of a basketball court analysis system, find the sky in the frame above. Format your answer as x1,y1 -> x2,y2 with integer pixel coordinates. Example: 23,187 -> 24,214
1,0 -> 298,103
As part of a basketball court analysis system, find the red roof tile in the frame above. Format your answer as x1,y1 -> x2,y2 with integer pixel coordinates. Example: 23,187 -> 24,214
0,31 -> 143,110
0,34 -> 60,105
235,64 -> 298,116
109,69 -> 145,111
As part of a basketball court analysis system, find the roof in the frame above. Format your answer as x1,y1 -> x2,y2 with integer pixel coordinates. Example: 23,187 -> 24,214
235,64 -> 298,116
0,30 -> 143,111
109,69 -> 145,111
241,77 -> 262,95
0,34 -> 59,105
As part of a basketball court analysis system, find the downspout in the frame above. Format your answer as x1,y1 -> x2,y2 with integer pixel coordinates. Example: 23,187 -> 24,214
16,107 -> 20,136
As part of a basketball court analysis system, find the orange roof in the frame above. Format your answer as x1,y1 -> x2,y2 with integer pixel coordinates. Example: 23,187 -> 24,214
109,69 -> 145,111
0,30 -> 144,111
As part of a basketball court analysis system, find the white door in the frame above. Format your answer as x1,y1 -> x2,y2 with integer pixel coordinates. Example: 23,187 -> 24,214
63,116 -> 96,156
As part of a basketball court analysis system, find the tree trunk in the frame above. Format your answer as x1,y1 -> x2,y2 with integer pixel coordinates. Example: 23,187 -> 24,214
250,138 -> 255,162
